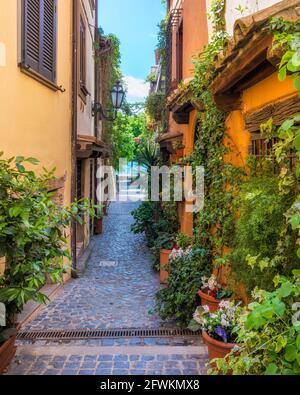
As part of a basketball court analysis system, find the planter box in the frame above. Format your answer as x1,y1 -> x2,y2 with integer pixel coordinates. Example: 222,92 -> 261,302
0,332 -> 17,374
176,148 -> 184,158
160,249 -> 172,284
202,331 -> 236,360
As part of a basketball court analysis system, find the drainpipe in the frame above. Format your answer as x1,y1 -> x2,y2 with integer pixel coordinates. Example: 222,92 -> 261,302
71,0 -> 78,278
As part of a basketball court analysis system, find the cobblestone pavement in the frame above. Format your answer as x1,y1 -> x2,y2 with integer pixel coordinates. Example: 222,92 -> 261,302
6,201 -> 208,375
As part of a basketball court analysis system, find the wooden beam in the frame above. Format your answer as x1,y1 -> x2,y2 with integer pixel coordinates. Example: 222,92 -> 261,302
244,94 -> 300,132
211,32 -> 273,95
213,92 -> 242,112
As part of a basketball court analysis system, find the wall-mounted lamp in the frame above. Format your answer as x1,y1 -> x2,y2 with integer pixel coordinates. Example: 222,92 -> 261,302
92,80 -> 125,121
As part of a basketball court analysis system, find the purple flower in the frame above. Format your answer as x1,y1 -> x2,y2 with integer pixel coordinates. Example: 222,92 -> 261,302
215,326 -> 228,343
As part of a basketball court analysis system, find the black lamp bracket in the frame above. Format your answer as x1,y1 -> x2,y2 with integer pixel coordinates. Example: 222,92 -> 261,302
92,102 -> 116,121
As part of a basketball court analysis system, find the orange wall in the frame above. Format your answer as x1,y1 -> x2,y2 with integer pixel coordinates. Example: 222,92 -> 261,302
168,1 -> 209,237
225,72 -> 297,164
182,0 -> 209,79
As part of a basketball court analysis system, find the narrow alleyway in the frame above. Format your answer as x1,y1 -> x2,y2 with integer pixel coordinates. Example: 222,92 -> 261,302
7,202 -> 208,375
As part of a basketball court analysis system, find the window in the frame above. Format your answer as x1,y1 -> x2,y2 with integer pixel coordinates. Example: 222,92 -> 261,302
250,133 -> 296,172
79,16 -> 88,97
176,21 -> 183,84
21,0 -> 57,83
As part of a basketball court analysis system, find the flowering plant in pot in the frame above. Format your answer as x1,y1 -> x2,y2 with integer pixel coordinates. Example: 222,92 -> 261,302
189,301 -> 243,360
198,274 -> 233,311
157,233 -> 177,284
0,155 -> 100,373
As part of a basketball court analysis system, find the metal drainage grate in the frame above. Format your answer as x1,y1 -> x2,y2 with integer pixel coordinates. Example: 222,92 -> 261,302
17,328 -> 201,341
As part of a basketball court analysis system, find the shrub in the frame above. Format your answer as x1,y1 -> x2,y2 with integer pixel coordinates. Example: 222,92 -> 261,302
210,272 -> 300,375
0,155 -> 99,332
155,247 -> 211,326
131,201 -> 179,271
229,175 -> 298,293
145,93 -> 166,124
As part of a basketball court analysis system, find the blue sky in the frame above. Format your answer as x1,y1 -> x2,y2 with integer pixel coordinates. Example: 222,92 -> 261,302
98,0 -> 165,102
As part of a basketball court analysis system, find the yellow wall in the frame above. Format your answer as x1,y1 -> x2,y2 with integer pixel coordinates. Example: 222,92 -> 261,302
0,0 -> 72,207
225,72 -> 297,164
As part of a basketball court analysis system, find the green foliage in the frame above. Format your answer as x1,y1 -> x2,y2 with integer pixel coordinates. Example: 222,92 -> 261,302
156,247 -> 211,326
187,0 -> 244,259
210,272 -> 300,375
131,201 -> 179,271
176,232 -> 193,249
109,111 -> 148,169
156,16 -> 168,72
135,140 -> 160,169
145,93 -> 167,126
270,18 -> 300,91
209,18 -> 300,376
0,155 -> 99,330
230,175 -> 298,293
97,33 -> 122,144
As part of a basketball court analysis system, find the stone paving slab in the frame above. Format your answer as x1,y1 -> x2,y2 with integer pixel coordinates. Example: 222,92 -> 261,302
7,346 -> 208,375
6,201 -> 208,375
16,335 -> 204,347
22,202 -> 162,331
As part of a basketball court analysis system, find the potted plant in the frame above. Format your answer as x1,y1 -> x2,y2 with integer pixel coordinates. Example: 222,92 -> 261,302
160,232 -> 194,284
0,155 -> 99,373
198,274 -> 232,311
173,142 -> 185,159
158,234 -> 177,284
94,205 -> 104,234
189,301 -> 242,360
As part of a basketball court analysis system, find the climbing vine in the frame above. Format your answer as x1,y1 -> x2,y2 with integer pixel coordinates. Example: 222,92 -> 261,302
188,0 -> 244,259
155,0 -> 246,325
96,31 -> 122,144
210,18 -> 300,376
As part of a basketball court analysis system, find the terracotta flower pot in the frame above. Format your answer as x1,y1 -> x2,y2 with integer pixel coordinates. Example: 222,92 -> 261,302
198,290 -> 224,312
176,148 -> 184,158
0,330 -> 18,374
160,249 -> 172,284
94,217 -> 103,234
202,331 -> 236,360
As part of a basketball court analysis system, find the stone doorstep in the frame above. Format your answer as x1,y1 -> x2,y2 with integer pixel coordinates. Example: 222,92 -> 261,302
15,345 -> 208,357
17,282 -> 64,328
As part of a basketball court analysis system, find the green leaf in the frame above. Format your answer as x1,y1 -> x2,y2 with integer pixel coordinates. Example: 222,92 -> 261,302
16,163 -> 25,173
265,363 -> 278,375
273,297 -> 285,317
9,206 -> 22,218
278,66 -> 287,81
291,52 -> 300,67
296,334 -> 300,350
281,118 -> 295,131
285,345 -> 298,362
278,281 -> 294,298
293,133 -> 300,150
294,78 -> 300,92
26,157 -> 39,165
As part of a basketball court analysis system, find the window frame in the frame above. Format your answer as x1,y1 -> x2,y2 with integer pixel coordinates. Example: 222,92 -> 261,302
176,20 -> 183,85
78,13 -> 89,102
20,0 -> 58,89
